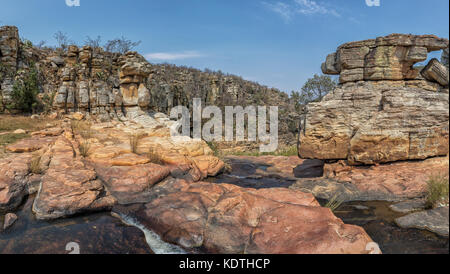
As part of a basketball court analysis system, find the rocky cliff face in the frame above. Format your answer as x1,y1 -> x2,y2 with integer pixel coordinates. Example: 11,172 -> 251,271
0,26 -> 298,144
300,34 -> 449,165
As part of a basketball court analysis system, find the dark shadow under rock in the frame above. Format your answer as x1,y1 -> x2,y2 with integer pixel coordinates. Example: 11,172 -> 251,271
293,159 -> 324,178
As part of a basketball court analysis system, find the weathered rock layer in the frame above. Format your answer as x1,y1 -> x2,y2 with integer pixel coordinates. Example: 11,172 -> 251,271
300,34 -> 449,165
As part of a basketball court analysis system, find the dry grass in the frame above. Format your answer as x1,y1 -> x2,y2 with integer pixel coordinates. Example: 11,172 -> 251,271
71,120 -> 93,139
146,147 -> 163,165
324,194 -> 344,212
425,174 -> 449,208
0,133 -> 30,158
129,133 -> 145,154
225,145 -> 298,157
0,115 -> 54,159
0,115 -> 49,133
29,154 -> 43,174
79,140 -> 91,157
0,133 -> 29,146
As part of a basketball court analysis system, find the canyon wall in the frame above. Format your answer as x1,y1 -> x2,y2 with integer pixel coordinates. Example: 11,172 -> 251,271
0,26 -> 297,144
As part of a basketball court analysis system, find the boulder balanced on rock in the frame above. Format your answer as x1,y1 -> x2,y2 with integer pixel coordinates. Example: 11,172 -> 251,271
299,34 -> 449,165
322,33 -> 449,84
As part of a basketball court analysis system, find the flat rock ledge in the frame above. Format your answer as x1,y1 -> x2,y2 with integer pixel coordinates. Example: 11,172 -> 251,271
389,199 -> 427,214
114,178 -> 374,254
395,207 -> 449,237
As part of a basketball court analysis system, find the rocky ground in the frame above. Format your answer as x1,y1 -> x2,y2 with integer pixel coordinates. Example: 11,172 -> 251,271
0,114 -> 376,254
1,114 -> 448,254
209,155 -> 449,252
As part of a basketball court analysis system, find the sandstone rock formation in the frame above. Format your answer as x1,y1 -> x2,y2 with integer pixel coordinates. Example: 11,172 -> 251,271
0,117 -> 377,254
32,135 -> 117,220
292,156 -> 449,202
0,26 -> 19,110
422,58 -> 449,86
321,33 -> 449,84
395,207 -> 449,237
0,114 -> 226,218
2,213 -> 18,230
114,178 -> 374,254
300,34 -> 449,165
0,25 -> 298,145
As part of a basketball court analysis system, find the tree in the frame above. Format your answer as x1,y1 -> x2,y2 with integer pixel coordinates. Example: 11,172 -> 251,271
104,36 -> 141,54
7,66 -> 41,113
290,74 -> 337,113
301,74 -> 337,102
85,35 -> 102,49
53,31 -> 71,50
36,40 -> 47,49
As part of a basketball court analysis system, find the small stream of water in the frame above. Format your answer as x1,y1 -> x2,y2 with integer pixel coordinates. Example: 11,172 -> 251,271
0,195 -> 152,254
1,159 -> 448,254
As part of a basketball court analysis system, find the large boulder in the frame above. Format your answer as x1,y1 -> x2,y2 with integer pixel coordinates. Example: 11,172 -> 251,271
301,34 -> 450,165
421,58 -> 449,86
0,153 -> 33,212
32,136 -> 117,220
115,178 -> 374,254
299,81 -> 449,165
322,34 -> 449,84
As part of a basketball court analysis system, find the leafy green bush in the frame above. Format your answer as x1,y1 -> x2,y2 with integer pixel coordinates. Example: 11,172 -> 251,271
6,66 -> 41,113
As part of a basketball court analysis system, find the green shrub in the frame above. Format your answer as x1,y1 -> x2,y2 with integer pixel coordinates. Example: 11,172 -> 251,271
226,145 -> 298,157
6,66 -> 41,113
425,174 -> 449,208
41,91 -> 56,114
206,141 -> 220,157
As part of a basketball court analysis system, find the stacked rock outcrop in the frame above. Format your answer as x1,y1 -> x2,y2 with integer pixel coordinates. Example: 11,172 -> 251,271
0,26 -> 296,134
300,34 -> 449,165
117,52 -> 151,118
322,33 -> 449,84
0,26 -> 20,110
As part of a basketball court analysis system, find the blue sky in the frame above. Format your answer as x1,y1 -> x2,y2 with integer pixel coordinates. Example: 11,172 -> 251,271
1,0 -> 448,93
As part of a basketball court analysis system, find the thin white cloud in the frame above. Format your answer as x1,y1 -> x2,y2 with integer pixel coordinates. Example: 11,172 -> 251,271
295,0 -> 340,17
264,0 -> 341,22
145,51 -> 205,61
262,2 -> 293,22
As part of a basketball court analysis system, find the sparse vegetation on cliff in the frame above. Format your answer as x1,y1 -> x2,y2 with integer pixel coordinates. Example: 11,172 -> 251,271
425,174 -> 449,208
6,66 -> 41,113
